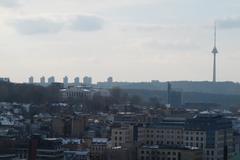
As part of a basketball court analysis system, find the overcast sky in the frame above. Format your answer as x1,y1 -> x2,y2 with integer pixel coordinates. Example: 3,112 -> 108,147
0,0 -> 240,83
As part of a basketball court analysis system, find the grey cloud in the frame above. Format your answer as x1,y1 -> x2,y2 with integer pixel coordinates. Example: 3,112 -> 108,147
140,39 -> 200,51
218,17 -> 240,29
12,14 -> 105,35
70,15 -> 104,31
0,0 -> 20,7
14,18 -> 64,35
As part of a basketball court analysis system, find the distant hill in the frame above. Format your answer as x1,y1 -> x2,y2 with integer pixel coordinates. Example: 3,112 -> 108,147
97,81 -> 240,95
122,89 -> 240,107
97,81 -> 240,107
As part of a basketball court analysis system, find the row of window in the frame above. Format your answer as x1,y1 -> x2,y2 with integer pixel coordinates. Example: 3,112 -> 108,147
146,130 -> 182,134
146,135 -> 182,139
141,150 -> 177,156
146,141 -> 182,145
185,136 -> 204,141
141,156 -> 177,160
185,131 -> 204,135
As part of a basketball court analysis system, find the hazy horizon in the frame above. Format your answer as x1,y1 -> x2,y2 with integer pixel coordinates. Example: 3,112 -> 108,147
0,0 -> 240,83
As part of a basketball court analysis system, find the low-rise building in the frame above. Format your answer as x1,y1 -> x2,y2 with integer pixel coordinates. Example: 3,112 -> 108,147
90,138 -> 110,160
138,145 -> 202,160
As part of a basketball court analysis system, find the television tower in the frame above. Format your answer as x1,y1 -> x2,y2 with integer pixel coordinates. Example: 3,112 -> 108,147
212,22 -> 218,82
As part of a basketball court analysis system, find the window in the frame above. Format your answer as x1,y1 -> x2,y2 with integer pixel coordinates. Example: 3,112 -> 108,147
211,151 -> 214,156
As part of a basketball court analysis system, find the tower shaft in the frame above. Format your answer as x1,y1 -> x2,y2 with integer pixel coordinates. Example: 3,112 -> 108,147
213,53 -> 216,82
211,22 -> 218,82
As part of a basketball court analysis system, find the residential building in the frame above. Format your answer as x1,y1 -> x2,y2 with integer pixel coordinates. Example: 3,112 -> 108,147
111,125 -> 134,148
48,76 -> 55,85
83,77 -> 92,86
90,138 -> 109,160
40,76 -> 45,86
64,150 -> 90,160
29,76 -> 34,84
63,76 -> 69,89
74,77 -> 80,86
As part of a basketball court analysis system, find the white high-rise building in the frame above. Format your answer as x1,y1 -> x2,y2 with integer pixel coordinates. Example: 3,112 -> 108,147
40,76 -> 45,86
83,76 -> 92,86
63,76 -> 68,88
74,77 -> 80,86
107,77 -> 113,83
29,76 -> 34,84
48,76 -> 55,84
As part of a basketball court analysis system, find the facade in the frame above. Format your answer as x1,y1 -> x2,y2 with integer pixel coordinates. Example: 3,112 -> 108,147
111,125 -> 134,148
48,76 -> 55,85
52,116 -> 88,138
107,77 -> 113,83
90,138 -> 109,160
40,76 -> 45,86
16,136 -> 64,160
62,87 -> 92,99
184,112 -> 234,160
138,145 -> 202,160
83,76 -> 92,86
64,150 -> 90,160
63,76 -> 69,89
36,138 -> 64,160
71,116 -> 88,138
0,77 -> 10,83
138,122 -> 185,146
106,146 -> 136,160
74,77 -> 80,86
29,76 -> 34,84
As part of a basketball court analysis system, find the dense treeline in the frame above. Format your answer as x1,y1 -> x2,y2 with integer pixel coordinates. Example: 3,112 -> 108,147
0,82 -> 61,104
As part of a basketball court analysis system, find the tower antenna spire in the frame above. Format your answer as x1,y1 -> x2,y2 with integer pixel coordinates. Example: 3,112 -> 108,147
214,21 -> 217,48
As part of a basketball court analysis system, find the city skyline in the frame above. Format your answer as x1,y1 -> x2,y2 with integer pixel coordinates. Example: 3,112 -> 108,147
0,0 -> 240,82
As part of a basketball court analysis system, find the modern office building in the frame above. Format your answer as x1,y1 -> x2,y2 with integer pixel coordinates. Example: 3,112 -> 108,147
184,112 -> 234,160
